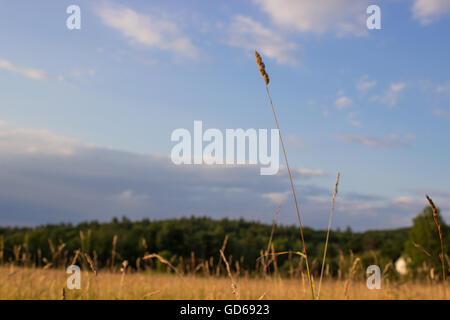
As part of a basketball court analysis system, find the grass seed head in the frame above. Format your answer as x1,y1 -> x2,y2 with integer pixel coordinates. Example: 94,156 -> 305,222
254,50 -> 270,85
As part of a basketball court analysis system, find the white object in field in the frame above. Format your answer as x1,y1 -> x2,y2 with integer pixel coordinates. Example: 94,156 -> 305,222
395,257 -> 408,275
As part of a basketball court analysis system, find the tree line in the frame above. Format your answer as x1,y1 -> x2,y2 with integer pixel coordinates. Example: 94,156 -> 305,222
0,206 -> 447,277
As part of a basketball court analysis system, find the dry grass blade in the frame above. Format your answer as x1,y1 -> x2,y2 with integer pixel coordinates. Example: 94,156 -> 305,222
412,242 -> 432,258
425,194 -> 446,298
344,257 -> 361,299
43,263 -> 52,270
143,290 -> 161,299
216,235 -> 229,276
117,260 -> 128,299
254,49 -> 315,300
261,201 -> 283,274
257,251 -> 305,262
382,262 -> 394,275
143,253 -> 181,277
317,172 -> 340,300
195,263 -> 204,273
71,250 -> 80,266
221,235 -> 229,253
84,253 -> 97,276
220,249 -> 239,299
426,195 -> 444,244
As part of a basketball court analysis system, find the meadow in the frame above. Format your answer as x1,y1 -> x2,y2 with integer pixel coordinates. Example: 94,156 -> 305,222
0,201 -> 448,300
0,52 -> 448,301
1,265 -> 447,300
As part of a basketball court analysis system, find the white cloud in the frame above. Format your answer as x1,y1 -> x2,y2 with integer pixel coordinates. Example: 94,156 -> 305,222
338,134 -> 415,148
347,112 -> 362,128
392,196 -> 419,205
278,166 -> 326,178
0,58 -> 48,80
227,15 -> 299,65
118,189 -> 147,201
391,83 -> 406,92
253,0 -> 369,36
64,69 -> 97,80
418,80 -> 450,95
115,189 -> 150,208
262,192 -> 288,204
372,82 -> 406,107
296,168 -> 326,177
356,75 -> 377,93
335,198 -> 378,212
335,95 -> 353,110
412,0 -> 450,25
306,191 -> 450,229
0,124 -> 83,156
97,5 -> 198,59
391,196 -> 425,211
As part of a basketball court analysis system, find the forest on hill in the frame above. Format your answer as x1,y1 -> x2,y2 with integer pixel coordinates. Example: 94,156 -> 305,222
0,206 -> 448,277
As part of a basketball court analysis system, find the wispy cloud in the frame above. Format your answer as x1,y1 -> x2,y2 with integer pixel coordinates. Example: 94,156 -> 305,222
96,4 -> 198,59
306,192 -> 436,229
347,112 -> 361,127
57,69 -> 96,83
0,125 -> 82,156
391,196 -> 424,210
253,0 -> 369,36
338,134 -> 414,148
418,79 -> 450,94
277,166 -> 326,178
371,82 -> 406,107
412,0 -> 450,25
296,168 -> 326,177
356,75 -> 376,93
0,58 -> 48,80
227,15 -> 299,65
114,189 -> 150,209
335,95 -> 353,110
262,192 -> 288,204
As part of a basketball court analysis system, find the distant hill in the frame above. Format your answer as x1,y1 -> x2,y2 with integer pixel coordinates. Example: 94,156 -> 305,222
0,216 -> 410,275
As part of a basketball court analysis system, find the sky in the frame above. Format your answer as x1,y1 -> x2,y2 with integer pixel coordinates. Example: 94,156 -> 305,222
0,0 -> 449,230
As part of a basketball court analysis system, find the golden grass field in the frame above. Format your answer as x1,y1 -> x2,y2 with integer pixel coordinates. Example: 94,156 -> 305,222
1,266 -> 447,300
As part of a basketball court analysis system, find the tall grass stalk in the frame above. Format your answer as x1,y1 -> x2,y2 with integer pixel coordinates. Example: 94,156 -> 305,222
254,50 -> 315,300
426,195 -> 446,299
317,172 -> 340,300
220,249 -> 240,299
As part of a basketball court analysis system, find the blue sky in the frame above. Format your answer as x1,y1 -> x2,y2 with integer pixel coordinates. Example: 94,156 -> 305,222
0,0 -> 449,230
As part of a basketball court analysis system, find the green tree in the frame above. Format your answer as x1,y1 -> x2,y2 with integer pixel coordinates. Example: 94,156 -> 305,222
404,206 -> 448,274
